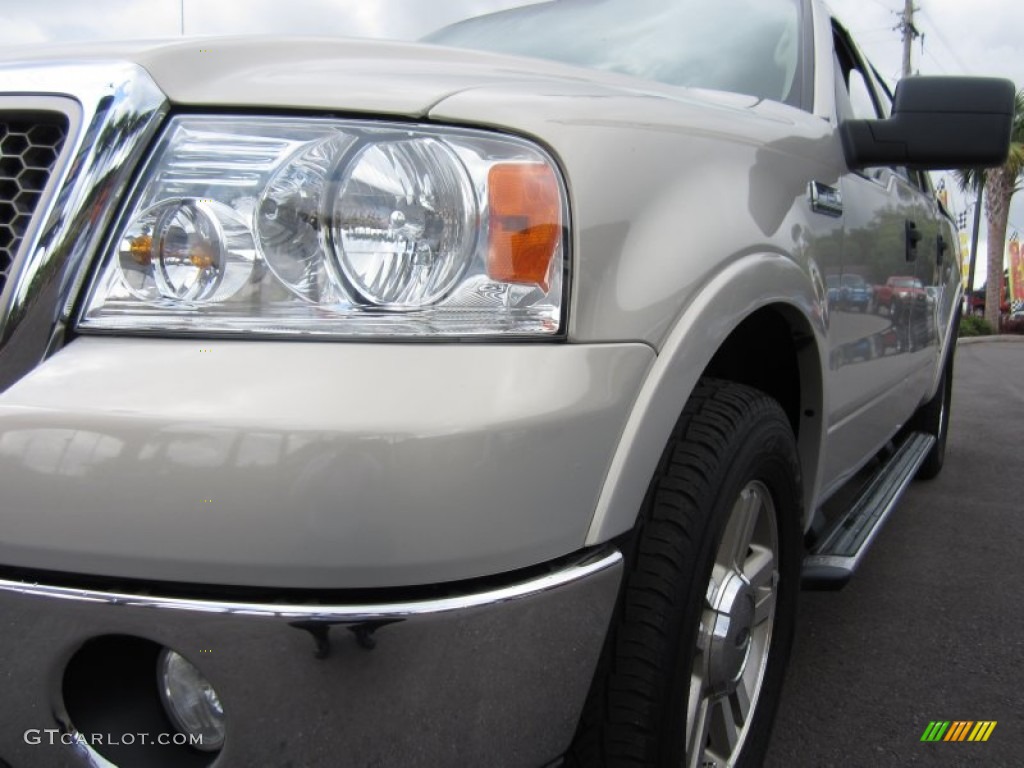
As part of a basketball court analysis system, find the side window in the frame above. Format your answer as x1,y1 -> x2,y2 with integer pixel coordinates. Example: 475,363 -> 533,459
847,69 -> 881,120
834,29 -> 912,182
832,44 -> 880,123
867,66 -> 893,118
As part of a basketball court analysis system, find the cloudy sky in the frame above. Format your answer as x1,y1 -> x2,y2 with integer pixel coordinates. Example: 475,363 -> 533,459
1,0 -> 1021,283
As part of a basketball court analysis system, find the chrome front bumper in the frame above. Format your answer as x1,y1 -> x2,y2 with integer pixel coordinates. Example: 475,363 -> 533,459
0,548 -> 621,768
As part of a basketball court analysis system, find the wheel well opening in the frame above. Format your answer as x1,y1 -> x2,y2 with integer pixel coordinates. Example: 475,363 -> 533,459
702,307 -> 806,438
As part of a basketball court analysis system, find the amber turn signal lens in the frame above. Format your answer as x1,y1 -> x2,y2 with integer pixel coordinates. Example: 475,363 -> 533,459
487,163 -> 561,292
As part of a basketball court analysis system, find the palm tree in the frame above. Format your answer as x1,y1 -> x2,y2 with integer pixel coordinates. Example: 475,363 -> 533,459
957,88 -> 1024,330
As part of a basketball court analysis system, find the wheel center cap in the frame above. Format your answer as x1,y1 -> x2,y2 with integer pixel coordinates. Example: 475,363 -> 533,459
706,572 -> 755,695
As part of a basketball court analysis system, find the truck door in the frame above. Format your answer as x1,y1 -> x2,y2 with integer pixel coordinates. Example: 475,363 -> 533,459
823,27 -> 930,487
864,68 -> 949,374
909,170 -> 959,380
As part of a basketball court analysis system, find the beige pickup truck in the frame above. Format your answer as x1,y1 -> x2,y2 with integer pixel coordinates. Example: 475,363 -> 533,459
0,1 -> 1015,766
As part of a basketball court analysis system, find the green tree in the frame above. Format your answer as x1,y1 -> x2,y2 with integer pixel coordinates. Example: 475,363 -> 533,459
957,88 -> 1024,329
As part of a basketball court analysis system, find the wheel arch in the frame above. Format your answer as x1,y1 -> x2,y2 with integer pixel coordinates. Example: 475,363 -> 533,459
585,253 -> 827,545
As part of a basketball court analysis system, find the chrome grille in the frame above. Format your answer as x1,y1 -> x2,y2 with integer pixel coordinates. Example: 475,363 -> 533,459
0,114 -> 68,296
0,64 -> 167,393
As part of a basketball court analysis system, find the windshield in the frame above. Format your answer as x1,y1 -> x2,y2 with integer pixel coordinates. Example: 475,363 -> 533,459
425,0 -> 804,104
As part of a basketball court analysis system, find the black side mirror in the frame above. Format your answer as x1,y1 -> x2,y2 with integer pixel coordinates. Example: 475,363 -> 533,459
841,76 -> 1016,170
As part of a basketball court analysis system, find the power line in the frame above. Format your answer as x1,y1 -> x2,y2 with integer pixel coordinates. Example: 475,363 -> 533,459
917,9 -> 971,73
922,45 -> 949,75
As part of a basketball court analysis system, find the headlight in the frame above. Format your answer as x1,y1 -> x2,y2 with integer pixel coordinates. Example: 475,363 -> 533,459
79,117 -> 568,337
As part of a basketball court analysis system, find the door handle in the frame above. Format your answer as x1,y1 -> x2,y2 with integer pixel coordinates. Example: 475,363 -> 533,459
937,233 -> 948,266
905,220 -> 922,262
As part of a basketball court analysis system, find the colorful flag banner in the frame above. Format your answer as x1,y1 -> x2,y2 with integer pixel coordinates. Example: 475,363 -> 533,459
1008,234 -> 1023,305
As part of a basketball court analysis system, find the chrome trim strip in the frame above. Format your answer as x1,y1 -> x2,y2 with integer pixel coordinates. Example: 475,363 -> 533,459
68,734 -> 116,768
0,548 -> 622,620
0,61 -> 168,391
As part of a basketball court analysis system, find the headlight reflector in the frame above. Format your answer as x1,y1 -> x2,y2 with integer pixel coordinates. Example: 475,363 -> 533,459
119,199 -> 255,304
255,134 -> 349,304
80,117 -> 567,337
333,137 -> 476,308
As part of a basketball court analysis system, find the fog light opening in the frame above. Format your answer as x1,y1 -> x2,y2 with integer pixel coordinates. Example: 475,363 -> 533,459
157,649 -> 226,752
62,635 -> 216,767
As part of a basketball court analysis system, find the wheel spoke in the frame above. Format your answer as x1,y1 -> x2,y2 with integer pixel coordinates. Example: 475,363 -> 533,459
709,697 -> 740,757
729,676 -> 752,727
689,615 -> 711,756
686,692 -> 713,768
743,544 -> 773,588
719,488 -> 761,571
753,587 -> 777,626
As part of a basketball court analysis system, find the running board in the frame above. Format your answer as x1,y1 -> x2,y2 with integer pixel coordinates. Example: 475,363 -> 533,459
802,431 -> 935,589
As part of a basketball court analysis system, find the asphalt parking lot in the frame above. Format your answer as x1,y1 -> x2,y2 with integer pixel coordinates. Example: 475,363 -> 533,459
765,338 -> 1024,767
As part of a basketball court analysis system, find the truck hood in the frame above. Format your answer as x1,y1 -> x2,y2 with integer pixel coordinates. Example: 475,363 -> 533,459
0,35 -> 760,118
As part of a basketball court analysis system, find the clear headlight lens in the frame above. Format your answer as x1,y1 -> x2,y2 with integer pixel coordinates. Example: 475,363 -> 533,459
333,138 -> 476,308
79,116 -> 568,337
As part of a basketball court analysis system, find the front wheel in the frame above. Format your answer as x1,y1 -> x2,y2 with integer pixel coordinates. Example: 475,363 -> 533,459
570,379 -> 802,767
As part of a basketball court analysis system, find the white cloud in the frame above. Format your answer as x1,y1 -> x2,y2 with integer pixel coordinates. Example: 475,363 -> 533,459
0,0 -> 179,46
0,0 -> 539,45
0,17 -> 52,46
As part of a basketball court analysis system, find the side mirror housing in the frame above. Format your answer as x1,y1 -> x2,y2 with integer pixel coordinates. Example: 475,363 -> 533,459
841,76 -> 1016,170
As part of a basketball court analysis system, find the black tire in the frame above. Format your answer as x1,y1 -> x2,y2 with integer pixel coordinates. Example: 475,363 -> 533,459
569,379 -> 802,768
910,342 -> 955,480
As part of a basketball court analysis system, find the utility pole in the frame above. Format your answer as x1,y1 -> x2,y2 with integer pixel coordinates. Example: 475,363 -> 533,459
967,182 -> 984,304
896,0 -> 921,78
